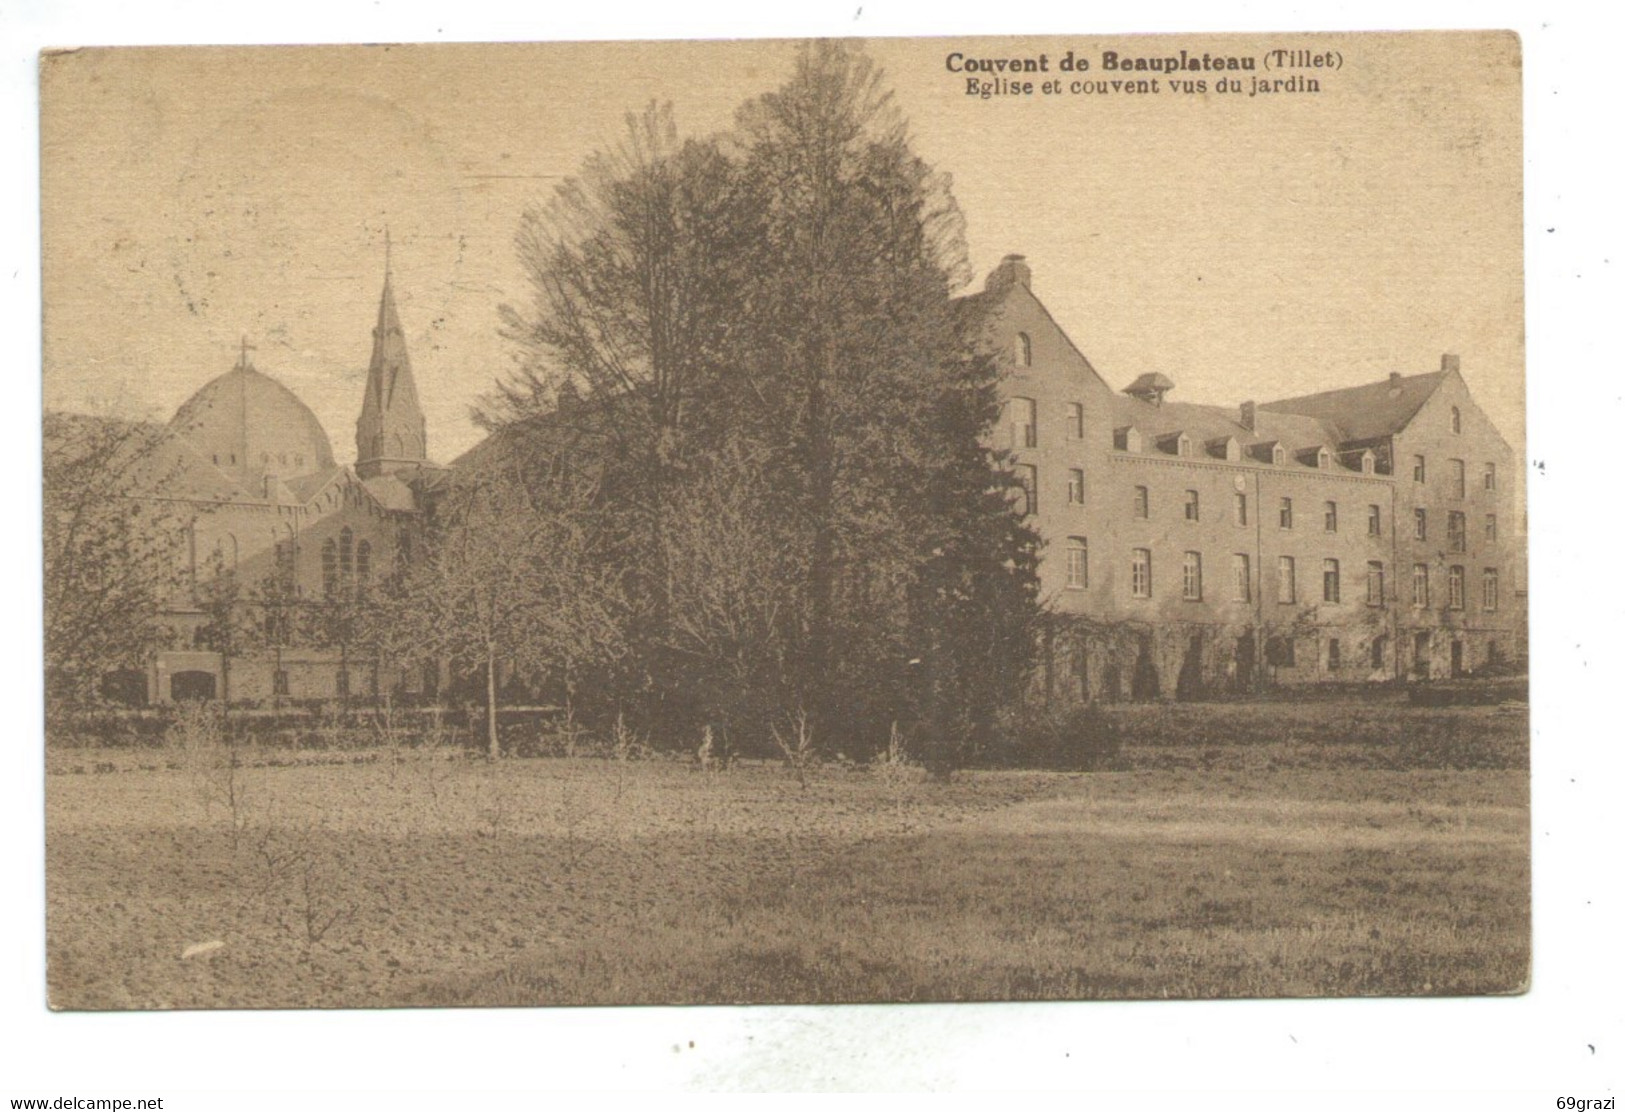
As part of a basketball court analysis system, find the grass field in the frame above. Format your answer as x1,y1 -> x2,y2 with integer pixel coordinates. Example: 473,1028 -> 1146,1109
44,699 -> 1529,1009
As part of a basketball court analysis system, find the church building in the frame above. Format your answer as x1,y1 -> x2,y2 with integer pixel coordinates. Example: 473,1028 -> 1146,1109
131,264 -> 447,704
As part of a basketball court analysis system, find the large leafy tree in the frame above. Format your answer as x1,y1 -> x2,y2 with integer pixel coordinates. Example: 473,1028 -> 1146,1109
484,41 -> 1042,760
488,103 -> 754,736
727,41 -> 1031,749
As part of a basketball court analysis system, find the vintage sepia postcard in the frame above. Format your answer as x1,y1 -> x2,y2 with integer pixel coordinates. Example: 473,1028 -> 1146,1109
41,31 -> 1526,1010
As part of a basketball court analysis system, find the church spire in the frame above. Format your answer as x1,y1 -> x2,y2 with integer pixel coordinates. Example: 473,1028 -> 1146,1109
354,239 -> 427,479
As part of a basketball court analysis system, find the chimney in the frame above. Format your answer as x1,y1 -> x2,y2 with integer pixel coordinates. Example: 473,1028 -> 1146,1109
984,254 -> 1033,295
1441,353 -> 1460,374
1239,400 -> 1256,431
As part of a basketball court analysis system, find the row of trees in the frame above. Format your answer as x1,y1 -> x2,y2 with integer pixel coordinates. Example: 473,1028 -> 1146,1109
398,42 -> 1043,767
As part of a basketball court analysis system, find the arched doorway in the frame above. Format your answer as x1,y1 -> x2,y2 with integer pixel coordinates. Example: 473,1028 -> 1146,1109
1412,631 -> 1431,679
1235,630 -> 1256,692
1131,638 -> 1161,701
1175,632 -> 1205,700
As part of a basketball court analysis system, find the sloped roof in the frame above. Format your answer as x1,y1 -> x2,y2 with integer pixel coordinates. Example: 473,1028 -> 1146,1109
360,473 -> 419,513
1107,393 -> 1353,470
1259,370 -> 1448,443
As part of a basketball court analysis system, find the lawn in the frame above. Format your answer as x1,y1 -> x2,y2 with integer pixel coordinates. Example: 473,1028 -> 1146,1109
44,700 -> 1529,1009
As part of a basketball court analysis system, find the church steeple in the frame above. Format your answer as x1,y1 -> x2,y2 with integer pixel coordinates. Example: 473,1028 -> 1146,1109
355,236 -> 427,479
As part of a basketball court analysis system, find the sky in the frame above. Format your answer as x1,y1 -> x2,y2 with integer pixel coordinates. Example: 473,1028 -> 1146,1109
41,32 -> 1523,466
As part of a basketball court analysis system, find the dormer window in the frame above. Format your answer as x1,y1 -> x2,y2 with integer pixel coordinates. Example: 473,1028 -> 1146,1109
1360,450 -> 1375,475
1155,431 -> 1189,456
1317,447 -> 1332,469
1272,444 -> 1286,466
1015,332 -> 1032,368
1114,426 -> 1143,453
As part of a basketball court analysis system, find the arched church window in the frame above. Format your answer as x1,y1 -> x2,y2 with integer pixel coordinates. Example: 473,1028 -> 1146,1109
321,539 -> 338,598
357,540 -> 372,590
339,527 -> 354,585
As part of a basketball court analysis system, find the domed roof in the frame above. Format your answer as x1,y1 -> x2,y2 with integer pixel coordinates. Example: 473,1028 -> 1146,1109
168,364 -> 336,490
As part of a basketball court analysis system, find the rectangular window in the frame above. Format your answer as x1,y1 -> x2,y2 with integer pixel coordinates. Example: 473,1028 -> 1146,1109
1184,490 -> 1200,522
1324,501 -> 1338,532
1277,556 -> 1296,604
1134,485 -> 1149,519
1483,567 -> 1499,611
1232,554 -> 1251,602
1235,492 -> 1248,526
1366,560 -> 1385,607
1066,537 -> 1089,589
1279,497 -> 1293,529
1485,513 -> 1498,542
1413,454 -> 1426,484
1413,563 -> 1430,608
273,669 -> 290,697
1322,558 -> 1341,604
1448,565 -> 1466,610
1067,402 -> 1084,439
1009,397 -> 1037,450
1448,510 -> 1467,553
1484,462 -> 1497,491
1183,551 -> 1203,600
1372,636 -> 1386,668
1132,548 -> 1153,598
1450,458 -> 1466,499
1016,464 -> 1038,516
1414,508 -> 1427,541
1367,504 -> 1381,537
1067,468 -> 1085,505
1327,638 -> 1341,671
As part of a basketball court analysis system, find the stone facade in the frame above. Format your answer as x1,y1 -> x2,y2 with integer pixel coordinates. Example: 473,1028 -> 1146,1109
960,255 -> 1524,700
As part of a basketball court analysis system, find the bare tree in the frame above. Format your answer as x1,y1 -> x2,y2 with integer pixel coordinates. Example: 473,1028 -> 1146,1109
394,456 -> 627,759
43,413 -> 179,712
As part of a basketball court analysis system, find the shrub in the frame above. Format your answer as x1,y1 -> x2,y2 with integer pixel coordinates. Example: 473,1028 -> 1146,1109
992,702 -> 1122,771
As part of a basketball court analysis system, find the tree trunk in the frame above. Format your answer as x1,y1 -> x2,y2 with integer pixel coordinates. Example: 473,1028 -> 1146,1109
485,644 -> 499,760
